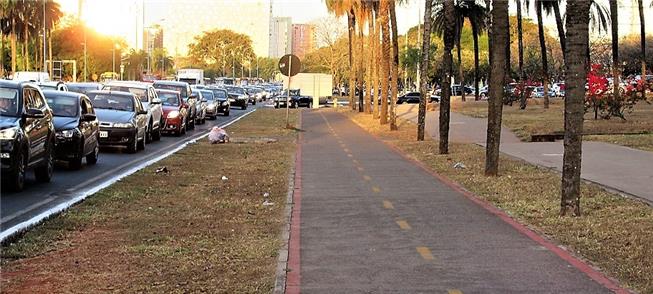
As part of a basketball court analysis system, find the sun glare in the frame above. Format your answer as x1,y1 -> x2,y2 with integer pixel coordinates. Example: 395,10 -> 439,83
82,1 -> 135,38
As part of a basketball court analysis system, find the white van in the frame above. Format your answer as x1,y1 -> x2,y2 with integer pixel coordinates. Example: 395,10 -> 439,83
12,71 -> 51,83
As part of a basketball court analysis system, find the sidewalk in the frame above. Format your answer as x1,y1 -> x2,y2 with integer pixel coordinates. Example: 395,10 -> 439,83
290,110 -> 620,293
397,105 -> 653,204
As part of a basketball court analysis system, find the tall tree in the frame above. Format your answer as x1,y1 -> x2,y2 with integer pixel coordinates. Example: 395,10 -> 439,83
485,0 -> 509,176
379,0 -> 390,125
535,0 -> 551,108
355,2 -> 367,112
516,0 -> 526,110
417,0 -> 434,141
561,0 -> 592,216
440,0 -> 455,154
637,0 -> 647,98
389,0 -> 399,130
365,4 -> 374,114
466,1 -> 487,101
609,0 -> 620,104
326,0 -> 357,109
373,2 -> 381,119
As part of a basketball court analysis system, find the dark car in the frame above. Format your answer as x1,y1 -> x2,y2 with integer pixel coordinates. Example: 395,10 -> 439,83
197,89 -> 220,119
103,81 -> 163,143
87,90 -> 148,153
66,82 -> 103,94
207,87 -> 230,116
397,92 -> 421,104
0,80 -> 55,191
153,80 -> 197,130
224,85 -> 248,110
43,90 -> 100,169
156,89 -> 189,136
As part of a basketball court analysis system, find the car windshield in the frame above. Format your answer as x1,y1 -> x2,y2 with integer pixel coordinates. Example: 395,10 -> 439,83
0,87 -> 20,117
89,94 -> 134,112
154,84 -> 188,98
45,94 -> 79,117
200,91 -> 214,100
103,85 -> 148,103
225,86 -> 244,94
158,92 -> 180,106
68,85 -> 99,94
212,89 -> 227,99
247,88 -> 261,93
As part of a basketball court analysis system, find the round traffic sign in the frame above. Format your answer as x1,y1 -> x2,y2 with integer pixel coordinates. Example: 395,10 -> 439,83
278,54 -> 301,77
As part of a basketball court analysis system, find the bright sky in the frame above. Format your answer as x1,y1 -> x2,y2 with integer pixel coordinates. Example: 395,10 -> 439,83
57,0 -> 652,56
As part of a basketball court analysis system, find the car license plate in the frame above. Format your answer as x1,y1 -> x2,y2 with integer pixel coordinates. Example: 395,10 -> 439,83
99,131 -> 108,138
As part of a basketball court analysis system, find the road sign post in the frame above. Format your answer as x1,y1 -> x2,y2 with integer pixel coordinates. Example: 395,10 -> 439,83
278,54 -> 301,129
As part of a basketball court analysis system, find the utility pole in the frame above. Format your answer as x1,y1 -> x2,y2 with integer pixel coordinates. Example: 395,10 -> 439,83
42,0 -> 46,72
416,0 -> 422,91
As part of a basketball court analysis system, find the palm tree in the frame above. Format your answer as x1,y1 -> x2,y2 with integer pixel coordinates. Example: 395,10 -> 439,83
389,0 -> 399,130
535,0 -> 551,108
464,1 -> 488,101
373,1 -> 381,119
434,2 -> 464,102
325,0 -> 357,109
561,0 -> 592,217
637,0 -> 647,98
516,0 -> 526,110
417,0 -> 434,141
353,1 -> 367,112
609,0 -> 620,103
440,0 -> 456,154
379,0 -> 390,125
42,0 -> 63,75
365,2 -> 375,114
485,0 -> 509,176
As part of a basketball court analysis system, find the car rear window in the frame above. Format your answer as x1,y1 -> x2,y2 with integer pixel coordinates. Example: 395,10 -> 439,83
45,94 -> 79,117
88,94 -> 134,112
158,92 -> 180,106
103,85 -> 148,103
154,84 -> 188,98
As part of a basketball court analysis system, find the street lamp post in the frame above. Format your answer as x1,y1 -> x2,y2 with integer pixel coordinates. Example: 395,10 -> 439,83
112,46 -> 116,74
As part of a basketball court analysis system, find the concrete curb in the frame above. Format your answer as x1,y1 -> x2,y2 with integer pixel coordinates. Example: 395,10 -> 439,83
0,109 -> 257,243
272,152 -> 295,294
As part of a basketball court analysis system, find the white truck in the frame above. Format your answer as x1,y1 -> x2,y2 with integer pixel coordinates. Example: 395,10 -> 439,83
283,73 -> 333,108
177,69 -> 204,85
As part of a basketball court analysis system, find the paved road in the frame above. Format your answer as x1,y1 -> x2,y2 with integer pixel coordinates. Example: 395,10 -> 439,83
1,106 -> 257,235
293,110 -> 618,293
397,104 -> 653,204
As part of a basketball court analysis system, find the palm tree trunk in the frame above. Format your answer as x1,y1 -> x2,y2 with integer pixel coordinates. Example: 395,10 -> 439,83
561,0 -> 591,217
23,25 -> 30,71
48,30 -> 53,77
440,0 -> 456,154
418,0 -> 434,141
457,36 -> 465,102
380,0 -> 390,125
472,21 -> 480,101
10,20 -> 17,73
485,0 -> 509,176
517,0 -> 526,110
553,1 -> 566,62
366,8 -> 374,114
536,0 -> 550,109
1,33 -> 5,77
373,4 -> 381,119
638,0 -> 647,98
609,0 -> 620,104
358,23 -> 364,112
348,12 -> 356,110
389,0 -> 399,130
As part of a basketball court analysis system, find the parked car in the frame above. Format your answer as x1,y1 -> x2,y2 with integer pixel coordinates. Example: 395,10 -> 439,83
156,89 -> 188,136
206,86 -> 230,116
0,80 -> 55,191
86,90 -> 148,153
531,86 -> 556,98
102,81 -> 163,143
43,90 -> 99,169
224,85 -> 248,110
397,92 -> 421,104
245,86 -> 265,102
193,89 -> 207,124
153,80 -> 197,130
66,82 -> 103,94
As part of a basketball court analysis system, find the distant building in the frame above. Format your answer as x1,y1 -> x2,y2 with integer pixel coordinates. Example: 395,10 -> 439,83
269,17 -> 293,58
144,24 -> 163,55
291,24 -> 315,58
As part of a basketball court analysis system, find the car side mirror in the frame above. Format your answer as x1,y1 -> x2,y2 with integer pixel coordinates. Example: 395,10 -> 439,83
151,98 -> 162,104
82,113 -> 96,122
23,108 -> 45,118
137,110 -> 148,115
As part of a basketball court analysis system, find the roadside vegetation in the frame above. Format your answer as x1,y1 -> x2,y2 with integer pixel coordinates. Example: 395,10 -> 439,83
342,110 -> 653,293
1,109 -> 298,293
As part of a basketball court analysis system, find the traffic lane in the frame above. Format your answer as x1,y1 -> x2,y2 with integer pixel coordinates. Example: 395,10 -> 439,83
0,106 -> 255,231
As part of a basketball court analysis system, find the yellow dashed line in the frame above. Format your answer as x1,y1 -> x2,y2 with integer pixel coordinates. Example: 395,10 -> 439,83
347,154 -> 353,158
352,159 -> 359,164
396,220 -> 411,230
343,148 -> 350,153
416,247 -> 434,260
448,290 -> 463,294
383,200 -> 394,209
356,166 -> 364,172
363,175 -> 372,181
372,186 -> 381,193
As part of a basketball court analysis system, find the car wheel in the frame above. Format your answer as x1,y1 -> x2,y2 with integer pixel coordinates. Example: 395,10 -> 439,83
127,133 -> 138,154
7,150 -> 26,192
241,103 -> 247,110
86,141 -> 99,165
308,101 -> 313,109
145,122 -> 152,143
252,100 -> 256,105
153,121 -> 162,141
35,139 -> 54,183
137,133 -> 145,151
224,110 -> 230,116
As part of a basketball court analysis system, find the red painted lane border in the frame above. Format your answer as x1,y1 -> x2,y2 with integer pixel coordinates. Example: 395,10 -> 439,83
339,112 -> 631,294
286,111 -> 303,294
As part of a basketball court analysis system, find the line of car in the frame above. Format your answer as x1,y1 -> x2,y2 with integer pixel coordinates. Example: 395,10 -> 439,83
0,78 -> 273,192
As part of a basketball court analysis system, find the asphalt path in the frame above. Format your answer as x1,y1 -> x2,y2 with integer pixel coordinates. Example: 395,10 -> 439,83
1,105 -> 259,236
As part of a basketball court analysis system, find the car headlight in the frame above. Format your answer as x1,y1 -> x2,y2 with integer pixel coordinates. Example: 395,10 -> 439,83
206,104 -> 216,110
221,100 -> 228,106
57,129 -> 77,138
229,98 -> 235,102
0,127 -> 18,140
113,122 -> 134,128
239,95 -> 247,99
167,111 -> 179,119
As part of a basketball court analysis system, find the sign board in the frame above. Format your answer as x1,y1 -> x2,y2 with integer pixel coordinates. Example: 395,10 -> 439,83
278,54 -> 301,77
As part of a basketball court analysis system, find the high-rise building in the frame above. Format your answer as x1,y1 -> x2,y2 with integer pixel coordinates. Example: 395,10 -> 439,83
269,17 -> 293,58
291,24 -> 315,58
143,24 -> 164,55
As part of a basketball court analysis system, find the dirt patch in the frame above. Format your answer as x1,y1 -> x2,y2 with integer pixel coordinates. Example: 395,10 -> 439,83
1,109 -> 299,293
341,109 -> 653,294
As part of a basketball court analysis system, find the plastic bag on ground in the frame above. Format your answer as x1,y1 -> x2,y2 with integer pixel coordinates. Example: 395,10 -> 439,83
208,127 -> 229,144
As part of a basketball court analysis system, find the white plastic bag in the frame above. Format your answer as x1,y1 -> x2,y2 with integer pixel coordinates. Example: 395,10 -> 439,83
208,126 -> 229,144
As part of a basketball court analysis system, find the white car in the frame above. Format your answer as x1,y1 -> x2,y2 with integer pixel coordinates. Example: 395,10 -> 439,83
102,81 -> 163,143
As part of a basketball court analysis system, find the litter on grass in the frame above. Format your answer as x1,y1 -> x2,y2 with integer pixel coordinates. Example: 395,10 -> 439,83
453,162 -> 467,169
209,127 -> 230,144
221,176 -> 228,181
